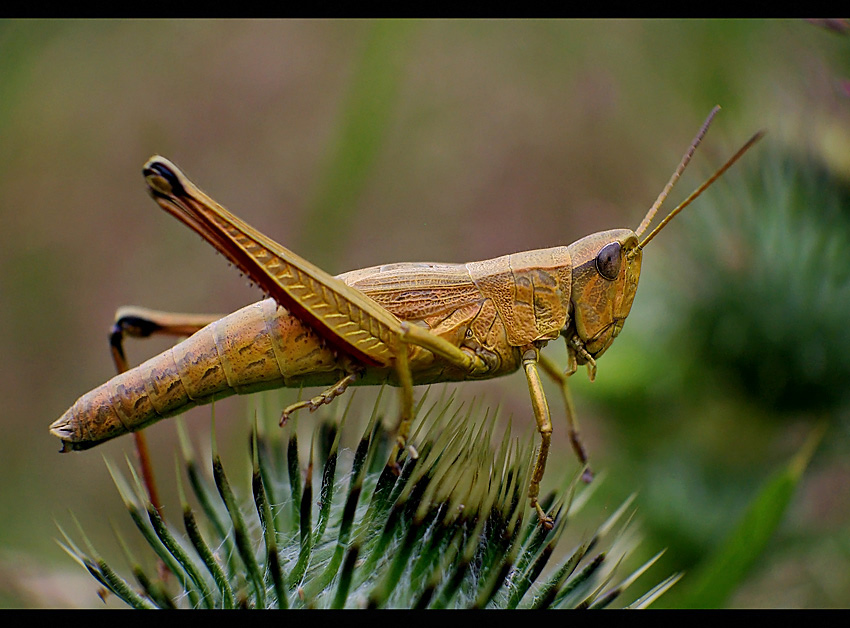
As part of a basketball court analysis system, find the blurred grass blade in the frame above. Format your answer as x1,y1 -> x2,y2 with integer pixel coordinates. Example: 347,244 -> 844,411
302,19 -> 417,268
675,423 -> 825,608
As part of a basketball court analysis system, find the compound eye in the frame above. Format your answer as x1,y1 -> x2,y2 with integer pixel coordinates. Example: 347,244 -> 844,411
595,241 -> 621,281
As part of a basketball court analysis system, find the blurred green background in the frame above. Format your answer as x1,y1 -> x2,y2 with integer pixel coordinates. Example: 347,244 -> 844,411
1,19 -> 849,608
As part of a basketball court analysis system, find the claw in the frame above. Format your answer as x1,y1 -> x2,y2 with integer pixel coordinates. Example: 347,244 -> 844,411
390,461 -> 402,476
535,503 -> 555,530
279,407 -> 293,427
586,360 -> 597,382
278,372 -> 358,426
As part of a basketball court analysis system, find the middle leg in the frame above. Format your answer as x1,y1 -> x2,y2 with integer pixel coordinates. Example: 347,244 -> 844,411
522,346 -> 555,530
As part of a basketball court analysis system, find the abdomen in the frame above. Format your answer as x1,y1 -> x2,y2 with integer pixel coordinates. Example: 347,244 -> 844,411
52,299 -> 344,449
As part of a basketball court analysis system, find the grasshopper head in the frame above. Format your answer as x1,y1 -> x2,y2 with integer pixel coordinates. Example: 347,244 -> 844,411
566,229 -> 642,360
561,109 -> 763,373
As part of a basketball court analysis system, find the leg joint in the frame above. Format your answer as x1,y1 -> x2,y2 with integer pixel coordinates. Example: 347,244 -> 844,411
113,315 -> 164,339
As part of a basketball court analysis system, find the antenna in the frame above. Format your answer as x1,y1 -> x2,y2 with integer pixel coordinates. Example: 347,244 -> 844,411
637,129 -> 764,250
635,105 -> 721,238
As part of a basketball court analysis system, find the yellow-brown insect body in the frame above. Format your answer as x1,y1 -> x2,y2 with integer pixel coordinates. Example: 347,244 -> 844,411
52,247 -> 577,450
50,109 -> 763,529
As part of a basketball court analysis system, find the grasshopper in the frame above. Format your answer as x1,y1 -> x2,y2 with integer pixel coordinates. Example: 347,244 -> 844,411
50,107 -> 762,528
